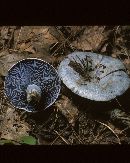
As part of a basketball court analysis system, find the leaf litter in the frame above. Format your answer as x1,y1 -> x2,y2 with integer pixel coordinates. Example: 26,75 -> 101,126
0,26 -> 130,145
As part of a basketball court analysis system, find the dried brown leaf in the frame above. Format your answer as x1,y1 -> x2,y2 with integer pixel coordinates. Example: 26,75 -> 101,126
71,26 -> 105,51
0,107 -> 30,141
55,95 -> 79,126
124,59 -> 130,74
0,49 -> 57,76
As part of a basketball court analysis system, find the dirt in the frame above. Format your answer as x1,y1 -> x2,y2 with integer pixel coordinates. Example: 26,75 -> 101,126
0,26 -> 130,145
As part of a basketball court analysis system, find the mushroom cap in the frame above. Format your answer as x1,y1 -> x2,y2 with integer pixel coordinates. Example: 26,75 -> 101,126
4,58 -> 61,112
58,52 -> 130,101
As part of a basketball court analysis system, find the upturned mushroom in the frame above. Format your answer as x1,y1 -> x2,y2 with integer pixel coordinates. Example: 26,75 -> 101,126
4,58 -> 61,112
58,52 -> 130,101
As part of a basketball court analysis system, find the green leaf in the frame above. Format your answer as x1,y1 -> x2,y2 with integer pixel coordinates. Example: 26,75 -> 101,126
20,136 -> 37,145
0,139 -> 14,145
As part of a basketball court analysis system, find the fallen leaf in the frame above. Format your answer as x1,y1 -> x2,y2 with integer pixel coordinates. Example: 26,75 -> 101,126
0,49 -> 55,76
55,95 -> 79,126
24,45 -> 36,53
20,136 -> 37,145
0,139 -> 15,145
0,107 -> 31,141
71,26 -> 105,51
124,59 -> 130,74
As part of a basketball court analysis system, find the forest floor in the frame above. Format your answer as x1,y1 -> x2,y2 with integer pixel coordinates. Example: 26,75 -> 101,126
0,26 -> 130,145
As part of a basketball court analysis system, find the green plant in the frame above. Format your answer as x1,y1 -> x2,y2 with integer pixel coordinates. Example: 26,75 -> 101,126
20,136 -> 37,145
0,136 -> 37,145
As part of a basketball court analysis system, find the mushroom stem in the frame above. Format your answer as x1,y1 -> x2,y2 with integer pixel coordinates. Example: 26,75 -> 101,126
26,84 -> 42,104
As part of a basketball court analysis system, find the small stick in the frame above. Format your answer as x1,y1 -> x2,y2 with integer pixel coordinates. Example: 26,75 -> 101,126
14,26 -> 23,50
54,130 -> 70,145
95,120 -> 121,144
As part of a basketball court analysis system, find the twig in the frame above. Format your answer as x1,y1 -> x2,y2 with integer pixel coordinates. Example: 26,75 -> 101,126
119,127 -> 130,134
53,130 -> 70,145
71,128 -> 85,144
50,125 -> 70,145
115,98 -> 125,111
51,27 -> 85,56
95,120 -> 121,144
14,26 -> 23,50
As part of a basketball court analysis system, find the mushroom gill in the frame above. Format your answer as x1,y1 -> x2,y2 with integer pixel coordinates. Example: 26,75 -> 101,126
4,58 -> 61,112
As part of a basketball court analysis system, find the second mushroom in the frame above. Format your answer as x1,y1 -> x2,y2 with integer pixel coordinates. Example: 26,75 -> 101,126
58,52 -> 130,101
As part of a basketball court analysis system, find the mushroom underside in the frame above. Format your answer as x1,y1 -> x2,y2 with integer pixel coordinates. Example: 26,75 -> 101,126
4,59 -> 61,112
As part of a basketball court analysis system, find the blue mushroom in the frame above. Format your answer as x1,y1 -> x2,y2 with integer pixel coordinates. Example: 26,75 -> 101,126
4,58 -> 61,112
58,52 -> 130,101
